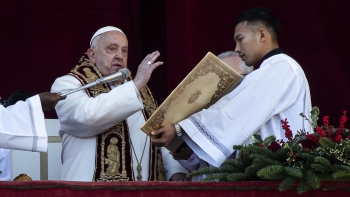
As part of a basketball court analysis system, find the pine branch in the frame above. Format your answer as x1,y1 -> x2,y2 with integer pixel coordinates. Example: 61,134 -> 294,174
305,170 -> 320,189
332,171 -> 350,179
244,166 -> 261,177
301,152 -> 316,160
222,159 -> 245,171
335,164 -> 350,172
246,146 -> 276,158
279,176 -> 297,192
311,164 -> 329,173
274,147 -> 290,160
297,179 -> 310,194
314,156 -> 333,169
319,137 -> 336,149
201,173 -> 230,182
257,165 -> 284,177
301,152 -> 316,168
284,166 -> 303,178
187,165 -> 236,177
233,145 -> 243,150
251,157 -> 281,168
259,173 -> 286,180
227,172 -> 252,181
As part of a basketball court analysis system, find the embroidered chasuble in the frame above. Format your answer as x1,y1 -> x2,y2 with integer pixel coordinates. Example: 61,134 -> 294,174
68,55 -> 165,181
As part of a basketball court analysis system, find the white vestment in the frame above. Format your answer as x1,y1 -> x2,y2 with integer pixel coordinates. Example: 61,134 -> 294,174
0,95 -> 47,152
51,75 -> 187,181
0,148 -> 10,180
0,95 -> 47,180
179,53 -> 312,167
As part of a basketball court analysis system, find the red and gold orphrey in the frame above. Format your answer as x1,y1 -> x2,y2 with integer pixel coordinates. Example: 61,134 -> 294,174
68,55 -> 165,181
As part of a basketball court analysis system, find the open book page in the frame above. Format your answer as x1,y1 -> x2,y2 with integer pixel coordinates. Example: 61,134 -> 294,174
141,52 -> 243,151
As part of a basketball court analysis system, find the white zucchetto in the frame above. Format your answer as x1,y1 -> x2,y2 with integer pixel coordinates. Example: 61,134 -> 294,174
90,26 -> 125,46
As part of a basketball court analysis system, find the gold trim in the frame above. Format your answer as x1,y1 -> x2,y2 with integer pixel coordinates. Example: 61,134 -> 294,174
48,136 -> 62,143
141,52 -> 243,134
40,153 -> 48,180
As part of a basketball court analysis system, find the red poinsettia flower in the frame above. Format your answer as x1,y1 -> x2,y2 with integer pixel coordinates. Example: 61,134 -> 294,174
300,139 -> 316,150
268,141 -> 282,152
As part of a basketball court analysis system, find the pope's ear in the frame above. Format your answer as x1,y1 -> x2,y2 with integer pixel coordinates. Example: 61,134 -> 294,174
86,48 -> 96,64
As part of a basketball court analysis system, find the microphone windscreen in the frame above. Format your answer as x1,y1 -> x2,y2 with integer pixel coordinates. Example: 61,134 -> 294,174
119,68 -> 130,78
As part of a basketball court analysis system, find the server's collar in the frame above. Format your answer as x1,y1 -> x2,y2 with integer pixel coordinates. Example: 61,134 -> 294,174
254,48 -> 284,70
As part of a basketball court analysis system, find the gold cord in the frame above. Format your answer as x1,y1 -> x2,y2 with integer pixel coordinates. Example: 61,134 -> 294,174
130,135 -> 148,181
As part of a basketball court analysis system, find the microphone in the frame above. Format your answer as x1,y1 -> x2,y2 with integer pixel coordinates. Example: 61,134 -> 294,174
61,68 -> 130,96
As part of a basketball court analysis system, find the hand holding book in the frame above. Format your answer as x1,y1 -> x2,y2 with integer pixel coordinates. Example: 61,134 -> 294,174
142,52 -> 244,152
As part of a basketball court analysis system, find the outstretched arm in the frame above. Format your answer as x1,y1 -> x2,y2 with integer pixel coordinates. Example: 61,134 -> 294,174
39,92 -> 66,111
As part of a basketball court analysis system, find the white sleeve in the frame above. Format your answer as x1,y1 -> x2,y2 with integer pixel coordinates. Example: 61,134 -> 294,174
51,75 -> 144,137
0,95 -> 47,152
161,147 -> 189,180
179,59 -> 302,167
0,149 -> 11,180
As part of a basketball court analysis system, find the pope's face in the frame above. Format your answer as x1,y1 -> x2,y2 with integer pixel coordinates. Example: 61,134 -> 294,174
221,55 -> 244,74
91,31 -> 128,77
234,22 -> 262,66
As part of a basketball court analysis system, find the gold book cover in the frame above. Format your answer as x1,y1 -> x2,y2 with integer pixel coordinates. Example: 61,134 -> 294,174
141,52 -> 243,152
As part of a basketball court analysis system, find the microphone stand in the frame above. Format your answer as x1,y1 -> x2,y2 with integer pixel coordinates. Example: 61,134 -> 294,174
61,68 -> 130,96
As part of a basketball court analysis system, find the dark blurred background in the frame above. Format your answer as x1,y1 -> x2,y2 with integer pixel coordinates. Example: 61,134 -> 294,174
0,0 -> 349,127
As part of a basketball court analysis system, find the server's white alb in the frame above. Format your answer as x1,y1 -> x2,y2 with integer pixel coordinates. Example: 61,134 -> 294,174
0,95 -> 47,152
179,53 -> 312,167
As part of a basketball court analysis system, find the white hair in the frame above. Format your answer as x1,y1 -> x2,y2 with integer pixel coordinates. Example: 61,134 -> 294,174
218,51 -> 253,75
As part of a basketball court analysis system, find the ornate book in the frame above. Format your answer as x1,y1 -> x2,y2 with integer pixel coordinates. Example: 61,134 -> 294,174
141,52 -> 243,152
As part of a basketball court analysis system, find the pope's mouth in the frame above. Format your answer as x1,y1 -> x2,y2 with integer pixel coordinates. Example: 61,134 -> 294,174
112,63 -> 123,68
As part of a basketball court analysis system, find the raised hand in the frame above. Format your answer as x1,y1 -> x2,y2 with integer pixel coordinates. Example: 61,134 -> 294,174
133,51 -> 163,90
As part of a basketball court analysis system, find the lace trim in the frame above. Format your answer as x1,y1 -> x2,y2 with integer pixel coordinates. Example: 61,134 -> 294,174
28,100 -> 38,152
188,116 -> 230,157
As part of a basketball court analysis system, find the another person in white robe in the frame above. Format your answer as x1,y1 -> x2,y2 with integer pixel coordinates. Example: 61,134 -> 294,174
173,51 -> 253,181
51,26 -> 188,182
0,93 -> 66,180
151,7 -> 312,170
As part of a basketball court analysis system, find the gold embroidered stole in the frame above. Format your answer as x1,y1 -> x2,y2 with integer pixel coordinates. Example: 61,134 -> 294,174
68,55 -> 165,181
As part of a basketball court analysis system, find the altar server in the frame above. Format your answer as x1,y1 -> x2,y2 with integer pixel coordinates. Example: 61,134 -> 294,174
0,92 -> 65,180
152,7 -> 312,168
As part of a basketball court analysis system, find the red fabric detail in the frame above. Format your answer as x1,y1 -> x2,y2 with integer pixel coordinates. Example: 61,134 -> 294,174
0,180 -> 350,196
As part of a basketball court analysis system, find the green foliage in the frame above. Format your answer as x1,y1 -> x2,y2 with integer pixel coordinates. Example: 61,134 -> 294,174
189,115 -> 350,195
257,165 -> 283,177
201,173 -> 231,182
310,106 -> 320,129
284,167 -> 302,178
279,176 -> 297,191
335,164 -> 350,172
314,156 -> 332,169
296,179 -> 309,194
305,170 -> 320,189
316,138 -> 350,165
318,137 -> 336,149
332,171 -> 350,179
227,172 -> 252,181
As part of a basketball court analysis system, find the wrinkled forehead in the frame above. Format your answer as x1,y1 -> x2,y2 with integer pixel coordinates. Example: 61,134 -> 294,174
98,31 -> 128,46
221,55 -> 241,64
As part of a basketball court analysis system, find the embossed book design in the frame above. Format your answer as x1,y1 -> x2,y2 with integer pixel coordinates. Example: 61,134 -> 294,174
141,52 -> 243,152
